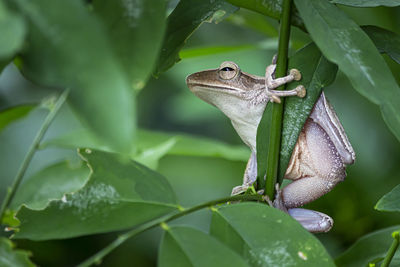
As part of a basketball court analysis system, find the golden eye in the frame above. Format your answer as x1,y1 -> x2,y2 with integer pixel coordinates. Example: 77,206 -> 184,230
218,61 -> 239,80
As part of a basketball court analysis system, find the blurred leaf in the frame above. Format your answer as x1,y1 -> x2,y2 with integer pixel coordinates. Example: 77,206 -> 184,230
13,149 -> 179,240
226,9 -> 278,37
362,25 -> 400,64
13,0 -> 135,153
155,0 -> 238,74
279,43 -> 338,180
210,203 -> 335,266
0,1 -> 26,59
0,237 -> 35,267
295,0 -> 400,144
330,0 -> 400,7
134,137 -> 177,169
375,184 -> 400,212
225,0 -> 305,30
10,161 -> 89,210
159,226 -> 249,267
1,210 -> 19,227
42,128 -> 250,163
335,225 -> 400,267
93,0 -> 166,91
180,44 -> 255,59
0,104 -> 35,132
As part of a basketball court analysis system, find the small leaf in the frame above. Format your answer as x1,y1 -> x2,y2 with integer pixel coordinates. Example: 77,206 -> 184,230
13,149 -> 179,240
159,226 -> 249,267
225,0 -> 304,30
279,43 -> 338,180
13,0 -> 135,153
0,1 -> 26,59
155,0 -> 238,74
42,128 -> 250,163
335,225 -> 400,267
295,0 -> 400,144
10,161 -> 90,210
362,25 -> 400,64
375,184 -> 400,212
210,203 -> 335,266
0,237 -> 35,267
330,0 -> 400,7
93,0 -> 166,91
0,104 -> 35,132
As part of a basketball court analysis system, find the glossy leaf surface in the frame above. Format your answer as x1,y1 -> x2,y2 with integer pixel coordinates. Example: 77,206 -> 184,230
93,0 -> 166,91
13,150 -> 178,240
159,226 -> 249,267
13,0 -> 135,153
335,225 -> 400,267
155,0 -> 237,74
295,0 -> 400,143
0,237 -> 35,267
375,184 -> 400,212
210,203 -> 335,266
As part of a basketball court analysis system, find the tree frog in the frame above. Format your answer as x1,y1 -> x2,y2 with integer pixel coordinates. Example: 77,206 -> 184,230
186,58 -> 355,233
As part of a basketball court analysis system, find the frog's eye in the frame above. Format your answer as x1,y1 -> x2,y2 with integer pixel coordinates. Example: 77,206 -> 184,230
218,61 -> 239,80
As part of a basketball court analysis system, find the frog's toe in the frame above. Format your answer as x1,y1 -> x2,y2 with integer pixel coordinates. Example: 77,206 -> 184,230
290,69 -> 302,81
295,85 -> 306,98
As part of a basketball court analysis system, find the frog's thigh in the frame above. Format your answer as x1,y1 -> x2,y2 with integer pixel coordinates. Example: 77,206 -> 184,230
282,119 -> 346,208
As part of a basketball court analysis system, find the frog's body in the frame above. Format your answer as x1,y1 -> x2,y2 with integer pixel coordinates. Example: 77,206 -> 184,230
186,60 -> 355,233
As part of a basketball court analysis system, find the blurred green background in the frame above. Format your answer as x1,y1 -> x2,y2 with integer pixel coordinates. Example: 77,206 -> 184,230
1,3 -> 400,266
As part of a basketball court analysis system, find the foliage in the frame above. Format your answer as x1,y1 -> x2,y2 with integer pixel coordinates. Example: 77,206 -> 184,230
0,0 -> 399,266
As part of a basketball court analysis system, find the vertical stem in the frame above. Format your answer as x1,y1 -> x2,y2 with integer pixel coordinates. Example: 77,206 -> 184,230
0,89 -> 69,222
264,0 -> 293,199
380,231 -> 400,267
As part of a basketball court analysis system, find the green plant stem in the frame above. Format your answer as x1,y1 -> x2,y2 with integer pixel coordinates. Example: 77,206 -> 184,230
0,89 -> 69,222
380,231 -> 400,267
264,0 -> 293,199
77,194 -> 264,267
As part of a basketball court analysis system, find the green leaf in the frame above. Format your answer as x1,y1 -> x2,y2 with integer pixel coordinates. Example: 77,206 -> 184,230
330,0 -> 400,7
226,9 -> 278,37
0,104 -> 35,132
225,0 -> 304,30
279,43 -> 338,180
375,184 -> 400,212
295,0 -> 400,144
159,226 -> 249,267
42,128 -> 250,163
13,149 -> 179,240
362,25 -> 400,64
155,0 -> 238,74
0,1 -> 26,60
12,0 -> 135,153
335,226 -> 400,267
93,0 -> 166,91
210,203 -> 335,266
0,237 -> 35,267
10,161 -> 89,210
180,44 -> 256,59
